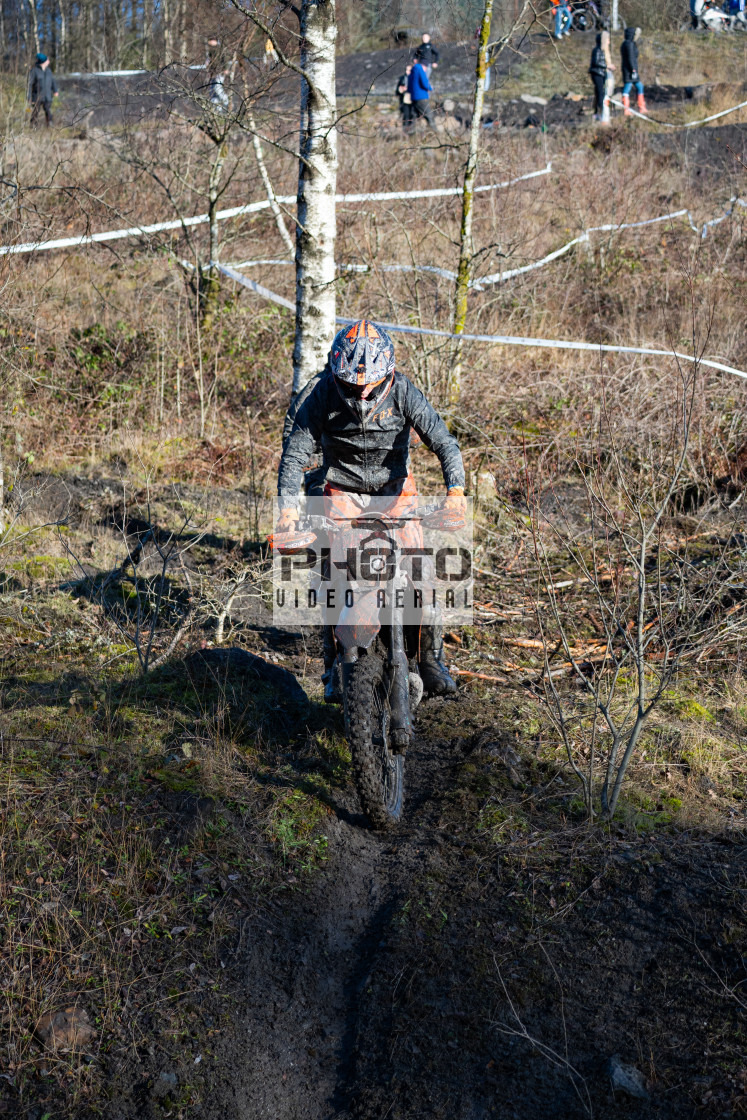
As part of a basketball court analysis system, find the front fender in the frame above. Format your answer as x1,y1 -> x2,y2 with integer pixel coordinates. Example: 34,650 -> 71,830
335,587 -> 381,652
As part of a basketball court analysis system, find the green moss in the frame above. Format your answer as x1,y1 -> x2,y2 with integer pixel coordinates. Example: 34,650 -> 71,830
663,691 -> 715,722
476,804 -> 528,841
269,790 -> 330,872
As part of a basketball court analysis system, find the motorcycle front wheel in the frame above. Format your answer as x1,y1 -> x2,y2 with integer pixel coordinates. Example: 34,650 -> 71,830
572,10 -> 588,30
345,653 -> 405,829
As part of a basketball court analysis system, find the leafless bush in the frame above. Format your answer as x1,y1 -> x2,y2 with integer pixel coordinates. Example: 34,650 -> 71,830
523,338 -> 747,819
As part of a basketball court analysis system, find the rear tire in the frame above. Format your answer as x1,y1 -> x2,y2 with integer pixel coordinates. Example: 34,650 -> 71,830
345,654 -> 405,829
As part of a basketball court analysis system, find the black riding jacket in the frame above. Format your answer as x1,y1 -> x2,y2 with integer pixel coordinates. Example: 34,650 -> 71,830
278,370 -> 464,505
620,28 -> 639,83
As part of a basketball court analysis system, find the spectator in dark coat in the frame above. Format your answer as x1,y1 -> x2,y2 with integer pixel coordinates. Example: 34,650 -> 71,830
407,61 -> 435,130
620,27 -> 647,115
27,53 -> 58,127
414,33 -> 439,80
589,33 -> 607,121
396,64 -> 413,131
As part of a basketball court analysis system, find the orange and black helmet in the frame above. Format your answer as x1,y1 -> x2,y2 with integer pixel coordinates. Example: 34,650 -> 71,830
330,320 -> 396,386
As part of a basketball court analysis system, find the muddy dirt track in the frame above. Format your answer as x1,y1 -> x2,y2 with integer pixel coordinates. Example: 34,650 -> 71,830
54,38 -> 520,129
145,700 -> 746,1120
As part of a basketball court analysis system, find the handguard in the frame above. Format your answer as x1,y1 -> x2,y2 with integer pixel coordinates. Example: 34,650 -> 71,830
420,507 -> 467,533
267,528 -> 318,553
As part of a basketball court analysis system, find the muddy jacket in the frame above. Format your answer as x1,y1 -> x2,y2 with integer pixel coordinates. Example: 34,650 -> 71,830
620,29 -> 639,83
278,370 -> 464,505
282,367 -> 328,447
28,64 -> 57,102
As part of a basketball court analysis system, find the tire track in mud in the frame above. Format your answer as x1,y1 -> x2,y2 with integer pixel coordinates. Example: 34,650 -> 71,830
228,717 -> 457,1120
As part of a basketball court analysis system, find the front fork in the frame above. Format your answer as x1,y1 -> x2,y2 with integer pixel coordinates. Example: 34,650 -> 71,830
388,622 -> 412,752
340,623 -> 412,753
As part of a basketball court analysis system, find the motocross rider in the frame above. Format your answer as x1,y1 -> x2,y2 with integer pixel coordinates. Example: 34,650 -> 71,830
277,320 -> 466,702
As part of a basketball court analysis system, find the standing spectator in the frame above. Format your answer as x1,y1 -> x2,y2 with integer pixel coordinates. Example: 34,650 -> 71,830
396,64 -> 413,132
600,26 -> 615,123
27,53 -> 58,128
589,33 -> 607,122
620,26 -> 646,116
552,0 -> 572,39
414,33 -> 439,81
690,0 -> 699,28
407,59 -> 435,130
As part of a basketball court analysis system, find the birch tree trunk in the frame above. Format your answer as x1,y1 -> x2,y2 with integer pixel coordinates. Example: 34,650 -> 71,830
27,0 -> 40,55
162,0 -> 172,64
59,0 -> 67,70
292,0 -> 337,395
178,0 -> 187,63
447,0 -> 493,413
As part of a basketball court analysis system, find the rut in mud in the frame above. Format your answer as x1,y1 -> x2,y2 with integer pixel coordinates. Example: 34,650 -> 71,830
201,696 -> 747,1120
209,717 -> 457,1120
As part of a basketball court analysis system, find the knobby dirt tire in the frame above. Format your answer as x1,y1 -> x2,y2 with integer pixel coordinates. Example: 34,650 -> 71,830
345,654 -> 405,830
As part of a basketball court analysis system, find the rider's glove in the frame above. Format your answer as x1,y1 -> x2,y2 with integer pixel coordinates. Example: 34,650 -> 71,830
444,486 -> 466,516
275,507 -> 298,534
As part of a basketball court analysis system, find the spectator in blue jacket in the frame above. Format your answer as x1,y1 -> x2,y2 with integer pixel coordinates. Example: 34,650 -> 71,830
407,60 -> 435,130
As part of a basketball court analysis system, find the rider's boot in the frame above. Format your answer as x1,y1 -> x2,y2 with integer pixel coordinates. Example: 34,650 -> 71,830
322,625 -> 342,704
418,624 -> 458,697
636,92 -> 648,114
622,92 -> 631,116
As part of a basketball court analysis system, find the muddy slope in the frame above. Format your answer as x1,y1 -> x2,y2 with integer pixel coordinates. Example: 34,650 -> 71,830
196,707 -> 746,1120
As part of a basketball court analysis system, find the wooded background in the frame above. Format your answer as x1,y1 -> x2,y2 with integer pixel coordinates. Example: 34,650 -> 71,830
1,0 -> 685,75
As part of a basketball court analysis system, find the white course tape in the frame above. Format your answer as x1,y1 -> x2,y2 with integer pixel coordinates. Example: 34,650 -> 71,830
610,96 -> 747,128
334,164 -> 552,204
220,199 -> 741,289
478,209 -> 693,285
700,196 -> 747,238
217,263 -> 295,312
0,165 -> 551,259
215,262 -> 747,381
63,69 -> 148,78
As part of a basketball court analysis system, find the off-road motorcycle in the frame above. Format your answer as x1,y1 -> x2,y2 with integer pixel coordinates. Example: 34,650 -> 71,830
570,1 -> 603,31
273,504 -> 465,829
693,0 -> 747,29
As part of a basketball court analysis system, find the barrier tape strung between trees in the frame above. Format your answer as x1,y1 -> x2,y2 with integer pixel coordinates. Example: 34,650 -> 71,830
0,165 -> 551,258
63,69 -> 148,77
215,263 -> 747,382
609,96 -> 747,128
218,196 -> 745,288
